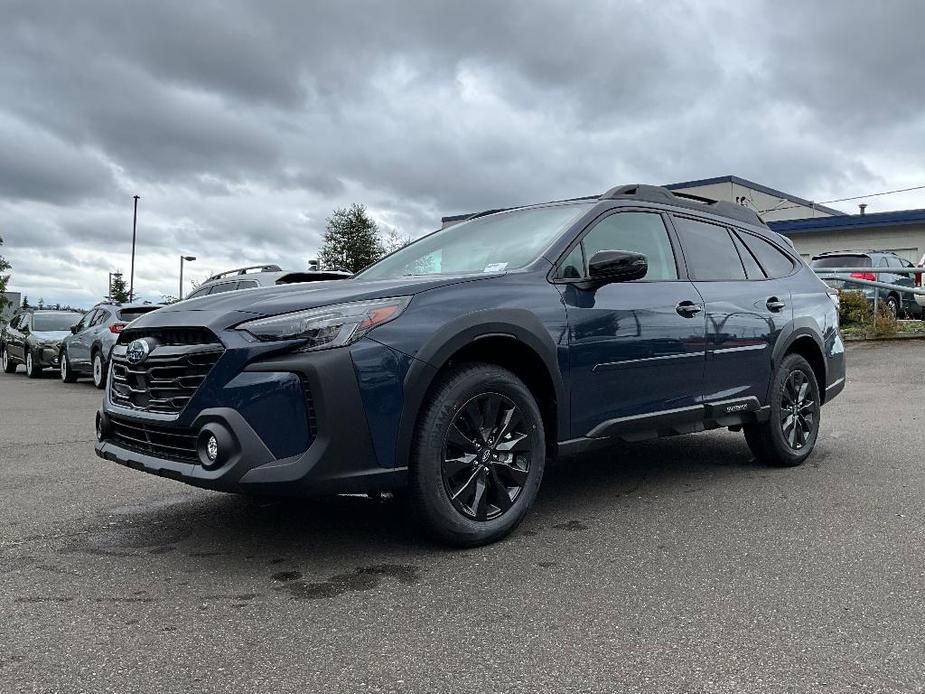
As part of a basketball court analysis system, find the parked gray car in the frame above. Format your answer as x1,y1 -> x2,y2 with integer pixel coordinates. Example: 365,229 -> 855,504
811,250 -> 924,319
1,309 -> 83,378
60,302 -> 163,388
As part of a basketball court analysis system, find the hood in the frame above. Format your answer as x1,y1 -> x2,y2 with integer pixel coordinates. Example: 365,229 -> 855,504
129,274 -> 495,332
32,330 -> 70,343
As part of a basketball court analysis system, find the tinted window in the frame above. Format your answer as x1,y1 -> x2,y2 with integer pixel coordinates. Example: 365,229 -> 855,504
738,232 -> 795,278
118,307 -> 159,321
209,283 -> 236,294
811,255 -> 871,269
581,212 -> 677,281
237,280 -> 259,289
673,217 -> 745,280
187,287 -> 209,299
33,312 -> 79,331
74,311 -> 94,332
732,233 -> 765,280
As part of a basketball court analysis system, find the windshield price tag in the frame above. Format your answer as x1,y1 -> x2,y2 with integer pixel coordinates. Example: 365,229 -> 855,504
482,263 -> 508,273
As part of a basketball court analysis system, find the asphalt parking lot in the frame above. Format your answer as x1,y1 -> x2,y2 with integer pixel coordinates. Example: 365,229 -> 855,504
1,341 -> 923,694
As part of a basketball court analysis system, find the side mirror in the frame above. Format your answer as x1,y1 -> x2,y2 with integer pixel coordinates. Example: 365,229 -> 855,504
587,249 -> 648,285
70,325 -> 79,334
21,325 -> 29,335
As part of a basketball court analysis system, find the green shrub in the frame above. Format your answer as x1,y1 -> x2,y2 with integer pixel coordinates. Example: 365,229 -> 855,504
869,302 -> 898,338
839,290 -> 871,326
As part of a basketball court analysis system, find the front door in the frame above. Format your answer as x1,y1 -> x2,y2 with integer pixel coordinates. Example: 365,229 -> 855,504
557,209 -> 706,438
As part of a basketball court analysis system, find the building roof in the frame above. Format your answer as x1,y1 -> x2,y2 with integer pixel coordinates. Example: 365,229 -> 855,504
666,175 -> 847,217
769,208 -> 925,235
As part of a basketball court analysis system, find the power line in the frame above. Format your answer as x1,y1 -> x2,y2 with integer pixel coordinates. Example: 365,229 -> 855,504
758,183 -> 925,214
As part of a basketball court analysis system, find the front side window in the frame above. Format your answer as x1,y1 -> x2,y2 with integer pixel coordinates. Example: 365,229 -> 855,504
237,280 -> 259,289
737,231 -> 795,279
90,310 -> 110,327
673,217 -> 745,281
358,204 -> 592,280
578,211 -> 678,281
209,283 -> 236,294
74,311 -> 94,332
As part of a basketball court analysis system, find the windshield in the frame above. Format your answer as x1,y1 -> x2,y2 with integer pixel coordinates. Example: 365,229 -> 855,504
33,313 -> 79,331
811,255 -> 871,269
358,204 -> 592,280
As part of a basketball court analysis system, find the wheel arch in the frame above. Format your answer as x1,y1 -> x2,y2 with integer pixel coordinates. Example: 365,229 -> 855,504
772,320 -> 827,404
395,309 -> 567,467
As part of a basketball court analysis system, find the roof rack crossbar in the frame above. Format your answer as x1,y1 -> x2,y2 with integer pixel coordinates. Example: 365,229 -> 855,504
600,183 -> 766,227
205,264 -> 283,283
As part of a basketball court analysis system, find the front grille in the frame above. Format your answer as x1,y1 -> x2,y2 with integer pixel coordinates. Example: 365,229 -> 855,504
109,414 -> 198,462
110,330 -> 224,414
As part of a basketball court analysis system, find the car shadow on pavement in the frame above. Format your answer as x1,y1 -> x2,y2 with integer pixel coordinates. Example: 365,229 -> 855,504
64,430 -> 765,567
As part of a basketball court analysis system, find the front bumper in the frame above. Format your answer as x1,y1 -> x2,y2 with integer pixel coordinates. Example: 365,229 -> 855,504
95,341 -> 408,496
34,344 -> 61,368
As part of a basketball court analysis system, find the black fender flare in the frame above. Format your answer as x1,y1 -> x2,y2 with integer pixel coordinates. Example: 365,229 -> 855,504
769,316 -> 827,397
394,308 -> 567,468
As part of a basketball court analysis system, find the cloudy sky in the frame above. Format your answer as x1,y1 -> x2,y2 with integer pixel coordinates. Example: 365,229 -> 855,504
1,0 -> 924,307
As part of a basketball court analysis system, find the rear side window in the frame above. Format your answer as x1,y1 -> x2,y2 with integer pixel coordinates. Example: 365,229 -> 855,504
209,283 -> 236,294
737,232 -> 795,278
731,233 -> 765,280
673,216 -> 745,281
90,310 -> 110,327
237,280 -> 259,289
575,211 -> 678,281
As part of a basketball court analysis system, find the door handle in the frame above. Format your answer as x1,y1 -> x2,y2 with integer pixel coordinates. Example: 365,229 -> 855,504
766,297 -> 786,312
676,301 -> 703,317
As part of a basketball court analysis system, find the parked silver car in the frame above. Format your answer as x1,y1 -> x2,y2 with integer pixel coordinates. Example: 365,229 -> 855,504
60,302 -> 163,388
185,264 -> 351,299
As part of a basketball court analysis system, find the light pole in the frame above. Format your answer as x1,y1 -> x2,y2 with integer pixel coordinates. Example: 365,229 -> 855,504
129,195 -> 140,303
179,256 -> 196,300
108,272 -> 122,301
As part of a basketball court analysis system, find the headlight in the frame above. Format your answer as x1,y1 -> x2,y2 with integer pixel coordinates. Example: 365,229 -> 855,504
235,297 -> 411,350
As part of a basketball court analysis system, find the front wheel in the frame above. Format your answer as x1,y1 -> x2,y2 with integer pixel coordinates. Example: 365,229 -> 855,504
92,351 -> 106,389
26,351 -> 42,379
409,363 -> 545,547
1,346 -> 16,373
744,354 -> 821,467
60,350 -> 78,383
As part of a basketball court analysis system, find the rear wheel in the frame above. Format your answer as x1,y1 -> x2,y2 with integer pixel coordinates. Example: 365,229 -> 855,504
26,351 -> 42,379
744,353 -> 820,467
92,350 -> 106,389
60,350 -> 78,383
886,294 -> 900,318
409,363 -> 545,547
1,346 -> 16,373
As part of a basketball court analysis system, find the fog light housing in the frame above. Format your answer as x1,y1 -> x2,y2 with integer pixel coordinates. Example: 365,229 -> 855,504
196,424 -> 235,469
95,411 -> 110,442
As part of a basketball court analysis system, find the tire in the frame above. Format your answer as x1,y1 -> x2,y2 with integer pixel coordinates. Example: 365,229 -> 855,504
886,294 -> 900,318
409,362 -> 545,547
92,350 -> 106,389
744,354 -> 821,467
1,345 -> 16,373
25,350 -> 42,379
60,350 -> 78,383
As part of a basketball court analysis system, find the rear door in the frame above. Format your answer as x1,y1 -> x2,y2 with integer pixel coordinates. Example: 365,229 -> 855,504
672,216 -> 793,408
6,314 -> 24,360
558,209 -> 706,437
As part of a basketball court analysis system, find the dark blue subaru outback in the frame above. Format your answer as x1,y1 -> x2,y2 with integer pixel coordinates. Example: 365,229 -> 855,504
95,184 -> 845,546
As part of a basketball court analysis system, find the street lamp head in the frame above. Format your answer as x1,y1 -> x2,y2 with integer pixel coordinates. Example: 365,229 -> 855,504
182,256 -> 196,261
112,272 -> 122,277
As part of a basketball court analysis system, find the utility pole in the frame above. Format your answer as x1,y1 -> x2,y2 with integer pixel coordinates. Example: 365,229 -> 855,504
129,195 -> 140,302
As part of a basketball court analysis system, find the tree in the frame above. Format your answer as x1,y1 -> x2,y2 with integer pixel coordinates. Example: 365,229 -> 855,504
37,297 -> 45,309
109,272 -> 130,303
0,235 -> 10,313
21,295 -> 30,308
318,204 -> 386,273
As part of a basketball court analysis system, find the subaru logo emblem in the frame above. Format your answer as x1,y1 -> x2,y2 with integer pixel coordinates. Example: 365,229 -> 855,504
126,339 -> 150,365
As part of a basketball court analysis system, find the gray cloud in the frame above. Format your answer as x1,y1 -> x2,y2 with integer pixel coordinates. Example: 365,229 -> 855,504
1,0 -> 924,307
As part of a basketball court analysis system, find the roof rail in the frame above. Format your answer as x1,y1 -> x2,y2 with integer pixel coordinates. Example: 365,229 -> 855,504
600,184 -> 766,227
205,264 -> 283,283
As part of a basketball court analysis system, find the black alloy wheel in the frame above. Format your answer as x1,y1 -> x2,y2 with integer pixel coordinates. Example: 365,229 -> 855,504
441,392 -> 532,522
779,369 -> 816,450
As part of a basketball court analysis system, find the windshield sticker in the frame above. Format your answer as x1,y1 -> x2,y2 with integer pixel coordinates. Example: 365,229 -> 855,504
483,263 -> 508,273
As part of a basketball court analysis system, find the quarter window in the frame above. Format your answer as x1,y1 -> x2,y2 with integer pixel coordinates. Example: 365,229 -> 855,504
732,233 -> 765,280
673,217 -> 746,281
736,231 -> 795,278
578,212 -> 678,281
